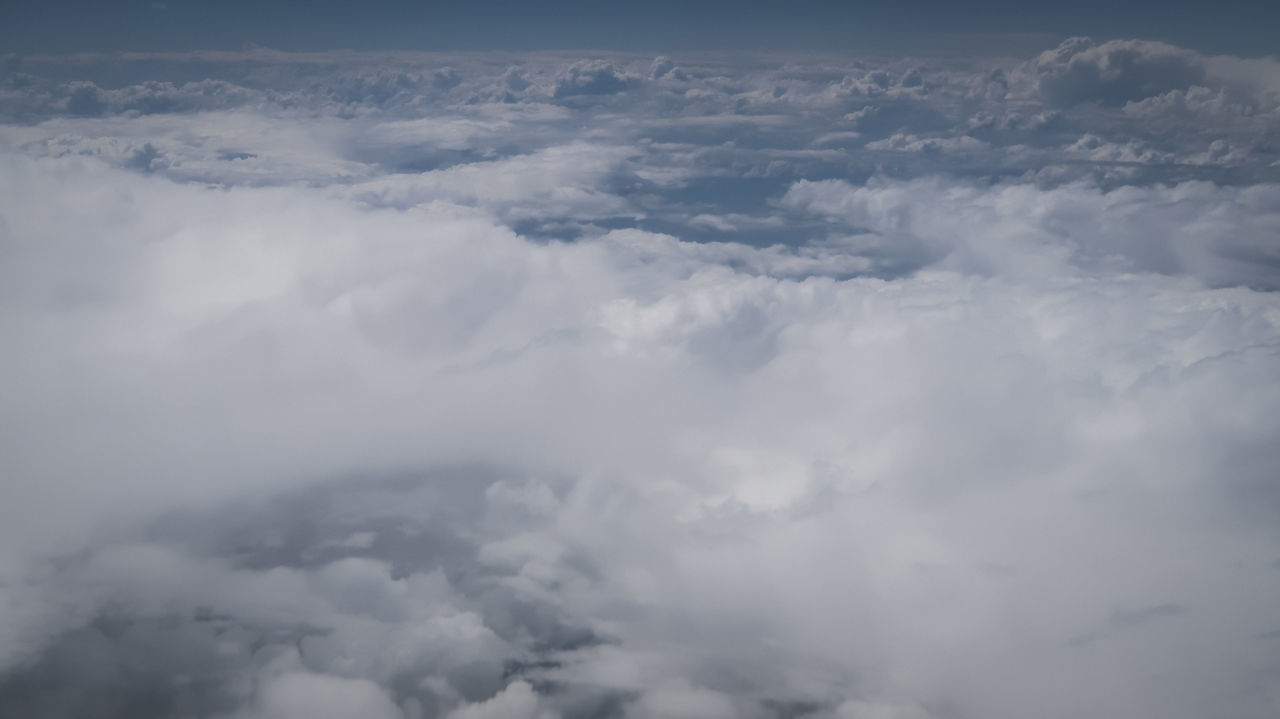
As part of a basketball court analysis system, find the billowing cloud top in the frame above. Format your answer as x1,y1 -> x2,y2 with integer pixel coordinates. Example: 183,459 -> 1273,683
1,38 -> 1279,719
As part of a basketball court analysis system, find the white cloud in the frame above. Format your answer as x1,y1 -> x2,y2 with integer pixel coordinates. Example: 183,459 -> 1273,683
1,38 -> 1279,719
864,132 -> 989,153
1018,36 -> 1280,118
783,176 -> 1280,288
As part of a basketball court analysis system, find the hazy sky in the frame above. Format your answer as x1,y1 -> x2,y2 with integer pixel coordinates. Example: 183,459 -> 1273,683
2,0 -> 1279,55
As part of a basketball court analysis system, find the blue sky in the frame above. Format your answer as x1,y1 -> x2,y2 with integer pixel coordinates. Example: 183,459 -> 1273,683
3,0 -> 1278,55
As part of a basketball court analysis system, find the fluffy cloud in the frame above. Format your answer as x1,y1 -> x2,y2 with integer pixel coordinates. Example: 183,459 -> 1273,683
1,37 -> 1279,719
1019,36 -> 1280,122
553,61 -> 642,99
783,176 -> 1280,288
1024,37 -> 1209,107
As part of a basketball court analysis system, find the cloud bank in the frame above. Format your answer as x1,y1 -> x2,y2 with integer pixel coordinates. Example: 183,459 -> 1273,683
1,38 -> 1279,719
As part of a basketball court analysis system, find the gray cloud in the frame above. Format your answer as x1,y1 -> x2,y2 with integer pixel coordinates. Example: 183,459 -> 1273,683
1110,604 -> 1188,627
553,61 -> 642,99
1026,37 -> 1208,108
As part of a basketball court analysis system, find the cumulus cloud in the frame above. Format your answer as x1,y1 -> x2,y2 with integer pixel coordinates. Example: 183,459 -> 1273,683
649,56 -> 687,82
1019,36 -> 1280,119
1024,37 -> 1208,107
553,61 -> 642,99
783,176 -> 1280,288
1,37 -> 1280,719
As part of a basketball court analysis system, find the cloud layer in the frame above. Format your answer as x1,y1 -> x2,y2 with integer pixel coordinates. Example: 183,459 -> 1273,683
1,38 -> 1279,719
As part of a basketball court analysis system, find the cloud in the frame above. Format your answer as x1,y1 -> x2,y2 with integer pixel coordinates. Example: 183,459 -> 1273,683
1022,36 -> 1280,117
1109,603 -> 1188,627
783,176 -> 1280,288
553,61 -> 641,99
444,680 -> 542,719
863,132 -> 989,154
1025,37 -> 1207,107
2,37 -> 1280,719
253,671 -> 404,719
649,56 -> 687,82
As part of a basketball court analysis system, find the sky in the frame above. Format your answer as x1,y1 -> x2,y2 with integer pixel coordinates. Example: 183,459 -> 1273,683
3,0 -> 1280,55
2,4 -> 1280,719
